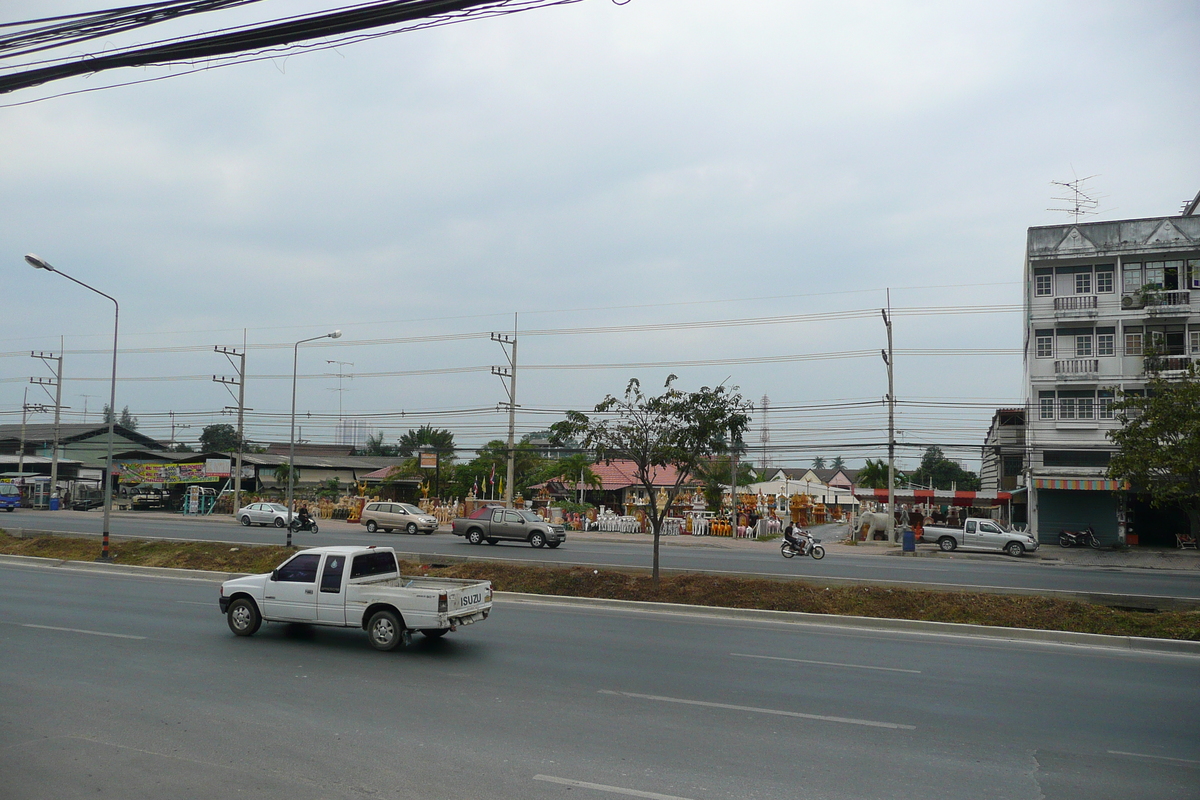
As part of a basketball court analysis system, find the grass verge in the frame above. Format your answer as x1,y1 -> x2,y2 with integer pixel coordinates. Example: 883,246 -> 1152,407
3,531 -> 1197,641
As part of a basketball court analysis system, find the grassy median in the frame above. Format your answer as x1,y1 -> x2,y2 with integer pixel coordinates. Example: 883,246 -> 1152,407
2,531 -> 1197,641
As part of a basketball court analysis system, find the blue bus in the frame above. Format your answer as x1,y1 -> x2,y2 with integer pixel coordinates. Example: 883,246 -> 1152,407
0,482 -> 19,511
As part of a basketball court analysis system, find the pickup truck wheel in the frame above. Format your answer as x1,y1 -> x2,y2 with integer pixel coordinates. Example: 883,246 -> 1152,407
938,537 -> 957,552
239,515 -> 251,527
467,529 -> 484,545
406,522 -> 418,535
366,520 -> 378,533
547,541 -> 561,549
367,610 -> 406,651
530,532 -> 547,549
1005,541 -> 1025,557
420,628 -> 449,639
273,518 -> 285,528
227,598 -> 261,636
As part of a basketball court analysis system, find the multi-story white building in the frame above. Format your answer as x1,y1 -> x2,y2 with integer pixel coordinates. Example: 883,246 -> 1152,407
1024,211 -> 1200,547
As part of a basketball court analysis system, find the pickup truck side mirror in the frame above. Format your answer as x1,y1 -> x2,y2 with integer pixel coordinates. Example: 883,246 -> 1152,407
270,569 -> 279,581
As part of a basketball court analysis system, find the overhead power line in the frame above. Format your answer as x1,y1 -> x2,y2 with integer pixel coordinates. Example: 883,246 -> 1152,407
0,0 -> 586,96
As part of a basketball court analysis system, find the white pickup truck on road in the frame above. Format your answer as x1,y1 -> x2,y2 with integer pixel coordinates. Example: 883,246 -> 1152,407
218,545 -> 492,650
922,517 -> 1039,557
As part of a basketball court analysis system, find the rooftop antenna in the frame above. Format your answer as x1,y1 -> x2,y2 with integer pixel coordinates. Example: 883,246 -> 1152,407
1048,172 -> 1101,222
1182,187 -> 1200,217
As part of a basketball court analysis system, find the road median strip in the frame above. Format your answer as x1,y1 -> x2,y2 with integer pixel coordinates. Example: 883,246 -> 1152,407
1,530 -> 1198,647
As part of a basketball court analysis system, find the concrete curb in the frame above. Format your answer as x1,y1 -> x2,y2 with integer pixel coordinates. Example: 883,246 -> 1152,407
0,553 -> 246,583
3,553 -> 1195,656
495,591 -> 1200,656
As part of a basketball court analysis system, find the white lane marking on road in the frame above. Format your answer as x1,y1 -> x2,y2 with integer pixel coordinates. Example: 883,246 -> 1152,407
731,652 -> 921,674
21,624 -> 145,640
1107,750 -> 1200,765
534,774 -> 696,800
598,690 -> 914,730
176,600 -> 214,606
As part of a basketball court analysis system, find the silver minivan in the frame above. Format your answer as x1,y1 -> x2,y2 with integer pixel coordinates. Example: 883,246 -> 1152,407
360,502 -> 439,534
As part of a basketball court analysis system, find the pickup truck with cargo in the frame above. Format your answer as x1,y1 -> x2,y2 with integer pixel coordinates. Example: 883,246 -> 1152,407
451,506 -> 566,548
922,517 -> 1039,557
218,545 -> 492,650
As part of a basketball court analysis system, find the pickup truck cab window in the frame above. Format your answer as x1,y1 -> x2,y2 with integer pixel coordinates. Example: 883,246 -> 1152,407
276,554 -> 320,582
965,520 -> 977,533
491,509 -> 505,523
979,522 -> 1001,534
504,511 -> 523,524
320,555 -> 345,593
350,551 -> 398,579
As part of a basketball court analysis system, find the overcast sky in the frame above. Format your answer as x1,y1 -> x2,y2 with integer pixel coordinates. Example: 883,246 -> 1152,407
2,0 -> 1198,469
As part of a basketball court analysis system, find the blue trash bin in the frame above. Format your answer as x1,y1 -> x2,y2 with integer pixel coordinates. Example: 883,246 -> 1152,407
49,497 -> 60,511
902,529 -> 915,552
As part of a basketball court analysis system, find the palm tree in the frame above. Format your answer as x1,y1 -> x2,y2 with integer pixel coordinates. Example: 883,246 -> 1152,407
398,425 -> 456,462
542,453 -> 602,503
830,456 -> 845,470
855,458 -> 902,489
811,456 -> 826,470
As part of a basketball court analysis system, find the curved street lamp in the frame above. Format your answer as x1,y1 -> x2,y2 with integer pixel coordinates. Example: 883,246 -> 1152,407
25,254 -> 119,561
287,330 -> 342,547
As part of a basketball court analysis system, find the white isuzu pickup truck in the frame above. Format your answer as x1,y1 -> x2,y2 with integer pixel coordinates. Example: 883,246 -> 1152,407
218,545 -> 492,650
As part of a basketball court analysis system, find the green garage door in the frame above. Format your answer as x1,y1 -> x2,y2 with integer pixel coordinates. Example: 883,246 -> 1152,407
1037,490 -> 1119,546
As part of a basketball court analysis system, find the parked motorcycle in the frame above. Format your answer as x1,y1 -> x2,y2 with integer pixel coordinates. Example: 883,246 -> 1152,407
1058,526 -> 1099,549
780,535 -> 825,560
289,517 -> 319,534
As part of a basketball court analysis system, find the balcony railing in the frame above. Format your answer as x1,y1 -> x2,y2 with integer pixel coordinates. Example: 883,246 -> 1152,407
1054,295 -> 1098,311
1055,358 -> 1099,375
1145,290 -> 1192,315
1144,355 -> 1195,374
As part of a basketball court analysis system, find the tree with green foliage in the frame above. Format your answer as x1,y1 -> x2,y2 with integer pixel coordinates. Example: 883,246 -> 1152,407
697,455 -> 757,512
273,463 -> 297,486
830,455 -> 846,470
103,404 -> 138,430
527,452 -> 602,503
552,376 -> 751,581
1108,369 -> 1200,541
199,423 -> 244,453
360,431 -> 399,456
908,447 -> 980,491
398,425 -> 456,463
855,458 -> 903,489
811,456 -> 826,470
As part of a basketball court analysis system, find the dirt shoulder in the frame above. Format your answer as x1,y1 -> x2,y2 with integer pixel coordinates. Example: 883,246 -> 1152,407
2,531 -> 1197,641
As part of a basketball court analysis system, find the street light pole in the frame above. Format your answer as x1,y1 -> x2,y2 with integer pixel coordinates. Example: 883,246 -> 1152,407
288,330 -> 342,547
25,254 -> 119,561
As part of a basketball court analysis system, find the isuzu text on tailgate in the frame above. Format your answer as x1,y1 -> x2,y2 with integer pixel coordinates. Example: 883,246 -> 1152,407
218,546 -> 492,651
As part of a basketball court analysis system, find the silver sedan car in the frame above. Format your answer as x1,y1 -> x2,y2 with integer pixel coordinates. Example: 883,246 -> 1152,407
237,502 -> 291,527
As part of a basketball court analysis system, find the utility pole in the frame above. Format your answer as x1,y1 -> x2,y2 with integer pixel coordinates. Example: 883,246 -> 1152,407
881,290 -> 896,543
491,316 -> 518,508
17,387 -> 29,498
31,346 -> 64,505
214,335 -> 248,515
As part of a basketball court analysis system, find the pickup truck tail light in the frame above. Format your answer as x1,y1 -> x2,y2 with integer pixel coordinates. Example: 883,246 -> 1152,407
438,592 -> 448,613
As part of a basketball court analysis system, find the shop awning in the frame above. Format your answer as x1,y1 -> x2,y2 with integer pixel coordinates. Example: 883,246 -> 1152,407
1032,478 -> 1127,491
852,488 -> 1013,506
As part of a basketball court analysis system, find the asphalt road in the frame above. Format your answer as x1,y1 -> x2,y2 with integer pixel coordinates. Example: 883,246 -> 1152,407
6,509 -> 1200,603
1,561 -> 1197,800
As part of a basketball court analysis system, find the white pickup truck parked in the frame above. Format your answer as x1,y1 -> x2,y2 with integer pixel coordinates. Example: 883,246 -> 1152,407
922,517 -> 1039,557
218,545 -> 492,651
